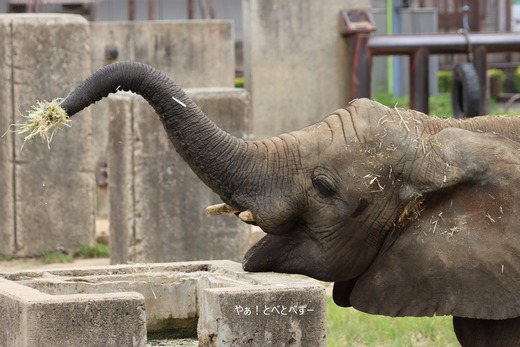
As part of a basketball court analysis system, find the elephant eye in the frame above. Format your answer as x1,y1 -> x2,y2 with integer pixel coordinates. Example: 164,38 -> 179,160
312,175 -> 335,197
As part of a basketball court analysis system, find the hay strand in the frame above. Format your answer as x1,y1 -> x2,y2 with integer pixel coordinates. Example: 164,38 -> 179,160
10,98 -> 70,148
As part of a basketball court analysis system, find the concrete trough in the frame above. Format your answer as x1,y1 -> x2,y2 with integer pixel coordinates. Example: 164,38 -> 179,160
0,260 -> 326,346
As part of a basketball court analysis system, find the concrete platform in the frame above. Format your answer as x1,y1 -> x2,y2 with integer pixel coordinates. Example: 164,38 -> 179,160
0,260 -> 326,347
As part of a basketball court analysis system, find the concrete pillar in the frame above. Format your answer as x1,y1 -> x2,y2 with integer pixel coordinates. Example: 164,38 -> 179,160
242,0 -> 370,139
107,88 -> 252,264
0,14 -> 95,256
0,17 -> 14,256
199,285 -> 327,346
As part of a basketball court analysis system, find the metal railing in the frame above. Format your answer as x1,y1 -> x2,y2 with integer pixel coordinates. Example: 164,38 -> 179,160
341,9 -> 520,115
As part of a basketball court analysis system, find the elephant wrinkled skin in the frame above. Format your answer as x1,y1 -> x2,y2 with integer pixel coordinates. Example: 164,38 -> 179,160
50,62 -> 519,346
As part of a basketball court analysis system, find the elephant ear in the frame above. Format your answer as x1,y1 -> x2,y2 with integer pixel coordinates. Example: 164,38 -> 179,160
348,127 -> 520,320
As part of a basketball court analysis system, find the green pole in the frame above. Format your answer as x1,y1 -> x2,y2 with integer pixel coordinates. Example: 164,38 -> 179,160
387,0 -> 393,94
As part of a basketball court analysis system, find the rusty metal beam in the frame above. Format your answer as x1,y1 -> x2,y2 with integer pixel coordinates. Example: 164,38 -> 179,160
368,33 -> 520,55
341,7 -> 520,115
350,35 -> 372,99
339,9 -> 376,101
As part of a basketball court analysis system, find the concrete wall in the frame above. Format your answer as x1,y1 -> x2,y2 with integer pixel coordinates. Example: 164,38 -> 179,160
108,89 -> 252,264
0,14 -> 95,257
243,0 -> 369,139
90,21 -> 235,87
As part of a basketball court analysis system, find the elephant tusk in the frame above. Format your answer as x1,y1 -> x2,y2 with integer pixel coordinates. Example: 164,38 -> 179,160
205,203 -> 255,223
239,210 -> 255,223
205,203 -> 240,216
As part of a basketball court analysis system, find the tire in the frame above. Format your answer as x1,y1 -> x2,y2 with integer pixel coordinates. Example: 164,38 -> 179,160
451,63 -> 483,118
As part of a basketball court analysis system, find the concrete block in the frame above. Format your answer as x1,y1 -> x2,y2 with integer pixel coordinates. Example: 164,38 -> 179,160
0,14 -> 96,257
89,21 -> 235,165
0,260 -> 326,346
0,278 -> 147,347
199,286 -> 326,346
108,89 -> 251,264
242,0 -> 369,139
106,95 -> 134,263
0,17 -> 14,256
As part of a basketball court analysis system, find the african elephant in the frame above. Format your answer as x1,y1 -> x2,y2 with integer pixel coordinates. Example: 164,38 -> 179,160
38,62 -> 520,346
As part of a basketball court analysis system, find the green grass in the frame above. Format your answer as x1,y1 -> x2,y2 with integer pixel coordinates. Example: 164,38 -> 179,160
372,92 -> 452,117
41,243 -> 110,264
326,297 -> 459,346
42,251 -> 74,264
234,76 -> 244,88
75,243 -> 110,258
373,92 -> 510,118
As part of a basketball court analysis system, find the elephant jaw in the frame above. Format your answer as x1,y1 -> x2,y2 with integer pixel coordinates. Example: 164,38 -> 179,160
206,203 -> 307,275
242,232 -> 331,281
242,233 -> 289,272
206,203 -> 286,272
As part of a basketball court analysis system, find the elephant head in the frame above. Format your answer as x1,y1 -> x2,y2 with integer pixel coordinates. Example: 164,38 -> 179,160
45,62 -> 520,322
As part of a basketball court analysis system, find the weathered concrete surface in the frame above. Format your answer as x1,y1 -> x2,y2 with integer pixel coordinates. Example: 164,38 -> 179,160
0,277 -> 147,347
242,0 -> 369,139
0,17 -> 14,256
90,21 -> 235,88
0,14 -> 96,257
199,284 -> 327,346
0,260 -> 326,346
89,20 -> 235,166
108,89 -> 251,264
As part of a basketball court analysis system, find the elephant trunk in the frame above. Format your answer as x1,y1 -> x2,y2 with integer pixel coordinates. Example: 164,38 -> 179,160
61,61 -> 250,207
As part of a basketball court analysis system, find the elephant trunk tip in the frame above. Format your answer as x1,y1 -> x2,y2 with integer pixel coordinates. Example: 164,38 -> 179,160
8,97 -> 70,148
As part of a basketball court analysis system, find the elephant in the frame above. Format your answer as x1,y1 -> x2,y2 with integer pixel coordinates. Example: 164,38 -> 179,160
30,61 -> 520,346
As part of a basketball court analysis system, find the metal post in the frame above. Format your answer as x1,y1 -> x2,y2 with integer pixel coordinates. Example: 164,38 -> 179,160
391,0 -> 404,96
468,0 -> 481,32
472,46 -> 488,114
187,0 -> 195,19
410,48 -> 429,114
351,35 -> 372,99
338,9 -> 376,101
128,0 -> 135,21
148,0 -> 155,20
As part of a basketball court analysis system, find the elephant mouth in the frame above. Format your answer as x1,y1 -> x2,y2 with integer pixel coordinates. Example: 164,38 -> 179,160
206,202 -> 287,272
207,203 -> 331,279
242,233 -> 290,272
205,202 -> 256,224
